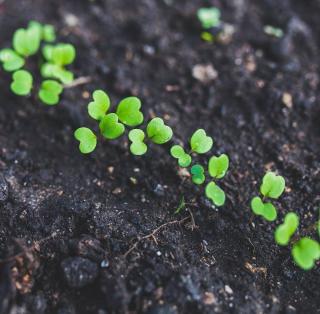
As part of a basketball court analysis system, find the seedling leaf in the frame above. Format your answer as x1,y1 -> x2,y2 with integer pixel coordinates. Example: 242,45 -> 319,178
74,127 -> 97,154
52,44 -> 76,66
13,27 -> 41,57
208,154 -> 229,179
292,237 -> 320,270
38,80 -> 63,105
116,97 -> 144,127
128,129 -> 147,155
205,181 -> 225,206
147,117 -> 173,144
197,7 -> 221,29
99,113 -> 125,139
260,172 -> 285,199
0,48 -> 25,72
170,145 -> 192,167
190,129 -> 213,154
10,70 -> 33,96
275,212 -> 299,246
88,90 -> 110,120
191,165 -> 205,185
251,196 -> 277,221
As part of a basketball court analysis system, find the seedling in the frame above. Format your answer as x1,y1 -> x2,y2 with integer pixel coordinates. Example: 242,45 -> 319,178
38,80 -> 63,105
129,129 -> 147,155
28,21 -> 56,42
99,113 -> 125,139
251,172 -> 285,221
191,165 -> 205,185
10,70 -> 33,96
13,27 -> 41,57
170,145 -> 192,167
190,129 -> 213,154
208,154 -> 229,179
264,25 -> 284,38
74,127 -> 97,154
0,49 -> 25,72
197,7 -> 221,29
116,97 -> 144,127
205,182 -> 225,206
292,237 -> 320,270
275,212 -> 299,246
146,118 -> 173,144
88,90 -> 110,120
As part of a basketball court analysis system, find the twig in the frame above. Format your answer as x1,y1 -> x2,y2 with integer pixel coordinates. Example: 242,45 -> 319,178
0,232 -> 58,264
63,76 -> 92,89
123,216 -> 190,258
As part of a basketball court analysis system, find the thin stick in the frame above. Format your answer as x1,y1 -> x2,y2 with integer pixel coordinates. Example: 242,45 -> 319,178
63,76 -> 92,89
123,216 -> 190,258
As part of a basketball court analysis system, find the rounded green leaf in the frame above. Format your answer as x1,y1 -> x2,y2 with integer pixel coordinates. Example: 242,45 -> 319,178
0,48 -> 25,72
74,127 -> 97,154
10,70 -> 33,96
116,97 -> 144,127
147,117 -> 173,144
191,164 -> 205,185
88,90 -> 110,120
52,44 -> 76,66
170,145 -> 192,167
41,63 -> 73,84
292,237 -> 320,270
190,129 -> 213,154
275,212 -> 299,246
208,154 -> 229,179
197,7 -> 221,29
250,196 -> 277,222
205,182 -> 225,206
128,129 -> 147,155
260,172 -> 285,199
99,113 -> 125,139
43,24 -> 56,42
42,45 -> 54,61
38,80 -> 63,105
13,27 -> 41,57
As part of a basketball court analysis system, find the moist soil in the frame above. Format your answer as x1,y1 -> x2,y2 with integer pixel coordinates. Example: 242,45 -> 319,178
0,0 -> 320,313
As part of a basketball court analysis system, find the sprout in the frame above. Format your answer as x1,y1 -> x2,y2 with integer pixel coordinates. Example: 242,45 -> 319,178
292,237 -> 320,270
0,48 -> 25,72
146,117 -> 173,144
264,25 -> 284,38
197,7 -> 221,29
13,27 -> 41,57
88,90 -> 110,120
275,213 -> 299,245
128,129 -> 147,155
99,113 -> 125,140
191,165 -> 205,185
43,25 -> 56,42
116,97 -> 144,127
74,127 -> 97,154
10,70 -> 33,96
208,154 -> 229,179
205,181 -> 225,206
251,196 -> 277,221
38,80 -> 63,105
41,63 -> 74,84
170,145 -> 192,167
190,129 -> 213,154
260,172 -> 285,199
51,43 -> 76,66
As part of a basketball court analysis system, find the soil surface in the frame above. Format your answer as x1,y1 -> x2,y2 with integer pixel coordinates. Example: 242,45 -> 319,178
0,0 -> 320,313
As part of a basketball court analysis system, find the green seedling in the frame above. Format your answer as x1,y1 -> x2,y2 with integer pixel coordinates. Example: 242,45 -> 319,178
50,43 -> 76,66
28,21 -> 56,42
10,70 -> 33,96
146,118 -> 173,144
205,181 -> 225,207
0,49 -> 25,72
208,154 -> 229,179
260,172 -> 285,199
116,97 -> 144,127
170,145 -> 192,167
201,32 -> 214,43
99,113 -> 125,140
197,7 -> 221,29
251,196 -> 277,221
128,129 -> 147,155
275,212 -> 299,245
292,237 -> 320,270
88,90 -> 110,120
264,25 -> 284,38
174,196 -> 186,214
38,80 -> 63,105
74,127 -> 97,154
190,129 -> 213,154
13,27 -> 41,57
191,165 -> 205,185
41,63 -> 74,84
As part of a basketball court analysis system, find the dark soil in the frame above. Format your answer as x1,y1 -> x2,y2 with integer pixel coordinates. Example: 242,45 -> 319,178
0,0 -> 320,313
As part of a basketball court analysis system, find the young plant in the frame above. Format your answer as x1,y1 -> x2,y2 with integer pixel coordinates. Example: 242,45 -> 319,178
38,80 -> 63,105
190,129 -> 213,154
292,238 -> 320,270
10,70 -> 33,96
128,129 -> 147,155
275,212 -> 299,246
190,165 -> 205,185
197,7 -> 221,29
170,145 -> 191,167
0,49 -> 25,72
74,127 -> 97,154
251,172 -> 285,221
